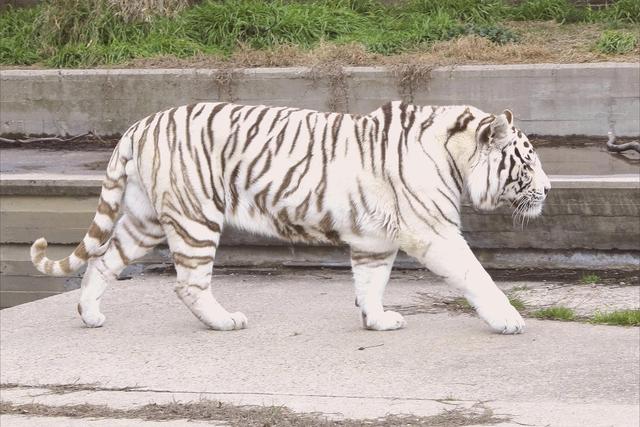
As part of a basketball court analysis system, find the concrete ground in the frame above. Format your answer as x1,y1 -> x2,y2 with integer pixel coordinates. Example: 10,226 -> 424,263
1,270 -> 638,426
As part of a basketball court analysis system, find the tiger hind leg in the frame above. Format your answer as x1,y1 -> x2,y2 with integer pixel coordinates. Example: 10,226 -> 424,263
78,212 -> 165,327
78,177 -> 165,328
161,209 -> 247,331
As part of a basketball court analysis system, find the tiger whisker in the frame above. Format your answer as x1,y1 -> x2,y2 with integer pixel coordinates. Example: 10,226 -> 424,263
512,197 -> 530,227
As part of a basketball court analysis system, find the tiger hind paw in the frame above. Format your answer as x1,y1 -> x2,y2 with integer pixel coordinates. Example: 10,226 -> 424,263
362,310 -> 407,331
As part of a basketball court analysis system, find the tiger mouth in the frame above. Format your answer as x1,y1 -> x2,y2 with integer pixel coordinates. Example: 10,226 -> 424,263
521,203 -> 544,218
511,195 -> 545,222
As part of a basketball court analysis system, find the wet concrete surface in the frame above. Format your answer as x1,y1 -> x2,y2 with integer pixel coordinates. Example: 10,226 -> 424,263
0,148 -> 112,176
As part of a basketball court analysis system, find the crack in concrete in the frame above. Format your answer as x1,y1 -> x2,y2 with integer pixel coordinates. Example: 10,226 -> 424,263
1,383 -> 482,403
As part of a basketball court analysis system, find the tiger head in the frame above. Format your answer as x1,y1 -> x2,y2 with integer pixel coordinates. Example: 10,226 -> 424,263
468,110 -> 550,218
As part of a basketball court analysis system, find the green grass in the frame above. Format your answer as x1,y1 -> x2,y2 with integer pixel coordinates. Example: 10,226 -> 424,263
604,0 -> 640,25
580,273 -> 601,284
451,296 -> 525,312
451,297 -> 472,311
402,0 -> 508,24
532,306 -> 576,321
449,297 -> 638,327
509,0 -> 577,22
595,30 -> 638,54
508,296 -> 526,312
509,0 -> 639,24
1,0 -> 638,67
183,0 -> 369,51
0,6 -> 40,65
592,310 -> 640,326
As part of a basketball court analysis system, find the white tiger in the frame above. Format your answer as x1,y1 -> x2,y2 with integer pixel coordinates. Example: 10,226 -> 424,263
31,101 -> 550,334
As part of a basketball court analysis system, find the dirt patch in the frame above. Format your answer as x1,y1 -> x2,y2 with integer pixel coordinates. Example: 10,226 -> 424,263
0,398 -> 508,426
0,134 -> 119,150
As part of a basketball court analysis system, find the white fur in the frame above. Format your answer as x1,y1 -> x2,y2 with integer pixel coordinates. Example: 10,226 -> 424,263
78,259 -> 111,328
33,102 -> 550,335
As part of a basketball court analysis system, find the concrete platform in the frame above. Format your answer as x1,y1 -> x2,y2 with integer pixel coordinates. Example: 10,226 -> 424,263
1,271 -> 638,426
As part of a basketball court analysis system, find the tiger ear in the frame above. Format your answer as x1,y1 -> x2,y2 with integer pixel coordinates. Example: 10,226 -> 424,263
490,113 -> 510,142
503,109 -> 514,126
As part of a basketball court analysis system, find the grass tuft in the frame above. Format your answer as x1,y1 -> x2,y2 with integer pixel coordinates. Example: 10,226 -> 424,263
595,30 -> 638,54
35,0 -> 136,51
592,310 -> 640,326
451,297 -> 473,311
508,296 -> 526,312
532,306 -> 575,321
580,273 -> 601,284
0,6 -> 41,65
108,0 -> 192,23
183,0 -> 368,53
509,0 -> 576,22
605,0 -> 640,25
451,296 -> 525,312
404,0 -> 509,25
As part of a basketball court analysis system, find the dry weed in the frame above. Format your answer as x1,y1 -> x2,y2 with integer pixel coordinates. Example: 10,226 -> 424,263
108,0 -> 192,22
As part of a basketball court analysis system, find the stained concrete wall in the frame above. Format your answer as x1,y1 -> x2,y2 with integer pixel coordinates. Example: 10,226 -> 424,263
2,63 -> 639,137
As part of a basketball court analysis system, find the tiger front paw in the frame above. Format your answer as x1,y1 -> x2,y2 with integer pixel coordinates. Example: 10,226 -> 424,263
205,311 -> 248,331
228,311 -> 248,330
475,298 -> 525,334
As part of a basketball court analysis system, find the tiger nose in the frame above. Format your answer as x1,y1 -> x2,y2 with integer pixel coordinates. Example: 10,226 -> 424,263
544,185 -> 550,195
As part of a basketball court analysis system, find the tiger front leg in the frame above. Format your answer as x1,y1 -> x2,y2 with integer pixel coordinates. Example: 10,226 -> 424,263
174,279 -> 248,331
162,216 -> 247,331
350,246 -> 405,331
402,232 -> 525,334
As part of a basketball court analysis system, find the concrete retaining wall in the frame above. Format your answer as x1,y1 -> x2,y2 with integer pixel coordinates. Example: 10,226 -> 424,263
2,63 -> 639,137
